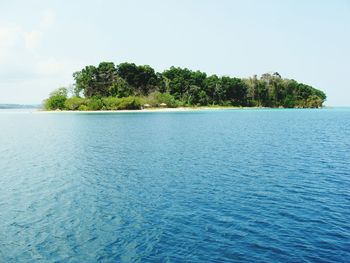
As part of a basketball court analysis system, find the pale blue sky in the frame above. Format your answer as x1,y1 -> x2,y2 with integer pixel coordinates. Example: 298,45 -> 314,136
0,0 -> 349,105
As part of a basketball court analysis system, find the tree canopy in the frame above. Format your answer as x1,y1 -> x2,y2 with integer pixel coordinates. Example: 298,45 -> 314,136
44,62 -> 326,110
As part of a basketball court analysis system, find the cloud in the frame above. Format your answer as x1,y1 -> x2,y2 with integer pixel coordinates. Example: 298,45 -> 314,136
0,8 -> 57,73
0,24 -> 21,49
36,57 -> 66,76
0,24 -> 43,54
23,30 -> 43,50
0,8 -> 76,99
0,9 -> 56,53
40,9 -> 56,29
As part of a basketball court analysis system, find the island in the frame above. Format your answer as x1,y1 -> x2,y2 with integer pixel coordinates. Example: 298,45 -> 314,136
44,62 -> 326,111
0,104 -> 40,109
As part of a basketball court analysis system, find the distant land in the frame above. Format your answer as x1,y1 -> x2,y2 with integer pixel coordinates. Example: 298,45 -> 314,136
0,104 -> 41,109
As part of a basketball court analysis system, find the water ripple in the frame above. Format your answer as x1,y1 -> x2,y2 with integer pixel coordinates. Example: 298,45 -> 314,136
0,109 -> 349,262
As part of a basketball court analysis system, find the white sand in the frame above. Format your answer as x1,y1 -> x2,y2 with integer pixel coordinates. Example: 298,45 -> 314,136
38,107 -> 259,113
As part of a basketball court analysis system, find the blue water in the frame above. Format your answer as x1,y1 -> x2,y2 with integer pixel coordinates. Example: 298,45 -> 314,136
0,109 -> 349,262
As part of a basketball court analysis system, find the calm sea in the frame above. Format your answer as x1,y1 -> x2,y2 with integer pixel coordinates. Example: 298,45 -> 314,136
0,109 -> 349,262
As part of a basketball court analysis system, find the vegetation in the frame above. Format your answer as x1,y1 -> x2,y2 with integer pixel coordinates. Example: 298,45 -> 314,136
44,62 -> 326,110
0,104 -> 40,109
44,87 -> 68,110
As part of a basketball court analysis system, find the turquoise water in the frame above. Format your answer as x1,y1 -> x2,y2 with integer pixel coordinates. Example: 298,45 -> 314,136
0,109 -> 349,262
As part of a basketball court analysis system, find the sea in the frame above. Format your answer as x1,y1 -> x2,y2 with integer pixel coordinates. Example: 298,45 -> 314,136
0,108 -> 349,262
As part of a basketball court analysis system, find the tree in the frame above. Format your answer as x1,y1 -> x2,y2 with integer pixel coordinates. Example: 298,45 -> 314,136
54,62 -> 327,110
161,66 -> 191,99
64,97 -> 85,110
116,62 -> 139,87
73,62 -> 117,98
161,67 -> 207,101
204,75 -> 221,104
73,65 -> 98,98
117,63 -> 158,95
44,87 -> 68,110
95,62 -> 118,97
221,77 -> 248,106
185,85 -> 202,105
198,90 -> 209,105
136,65 -> 158,94
109,76 -> 133,98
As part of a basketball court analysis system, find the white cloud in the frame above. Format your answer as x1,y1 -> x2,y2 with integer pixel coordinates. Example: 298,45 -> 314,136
40,9 -> 56,29
0,8 -> 78,103
36,57 -> 65,76
0,8 -> 57,71
0,24 -> 43,53
0,9 -> 56,53
23,30 -> 43,50
0,24 -> 21,49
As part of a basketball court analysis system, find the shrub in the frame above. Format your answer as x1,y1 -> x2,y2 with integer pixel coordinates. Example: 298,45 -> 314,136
86,97 -> 103,110
78,105 -> 89,111
143,91 -> 178,108
306,95 -> 323,108
155,92 -> 178,107
102,97 -> 120,110
64,97 -> 85,110
116,96 -> 142,110
141,92 -> 158,106
43,87 -> 68,110
44,96 -> 66,110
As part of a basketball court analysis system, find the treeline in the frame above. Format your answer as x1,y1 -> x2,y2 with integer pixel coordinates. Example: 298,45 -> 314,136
44,62 -> 326,110
0,104 -> 39,109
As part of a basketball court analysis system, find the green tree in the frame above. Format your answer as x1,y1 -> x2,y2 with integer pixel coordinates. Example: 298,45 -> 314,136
109,76 -> 133,98
49,62 -> 327,110
73,65 -> 98,97
161,67 -> 193,99
221,77 -> 248,106
198,90 -> 209,105
204,75 -> 221,104
73,62 -> 117,98
64,97 -> 85,110
44,87 -> 68,110
95,62 -> 118,97
116,96 -> 142,110
117,63 -> 158,95
86,97 -> 104,110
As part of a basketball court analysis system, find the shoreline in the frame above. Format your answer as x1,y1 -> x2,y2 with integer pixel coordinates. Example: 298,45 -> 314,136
37,106 -> 328,113
38,107 -> 243,113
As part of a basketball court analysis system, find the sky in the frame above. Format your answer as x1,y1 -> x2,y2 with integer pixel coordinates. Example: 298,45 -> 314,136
0,0 -> 349,106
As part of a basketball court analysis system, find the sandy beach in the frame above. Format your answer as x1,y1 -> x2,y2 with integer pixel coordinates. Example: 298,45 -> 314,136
38,106 -> 269,113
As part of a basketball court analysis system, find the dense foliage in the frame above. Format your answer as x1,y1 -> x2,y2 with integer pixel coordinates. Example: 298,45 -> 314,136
44,62 -> 326,110
44,87 -> 68,110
